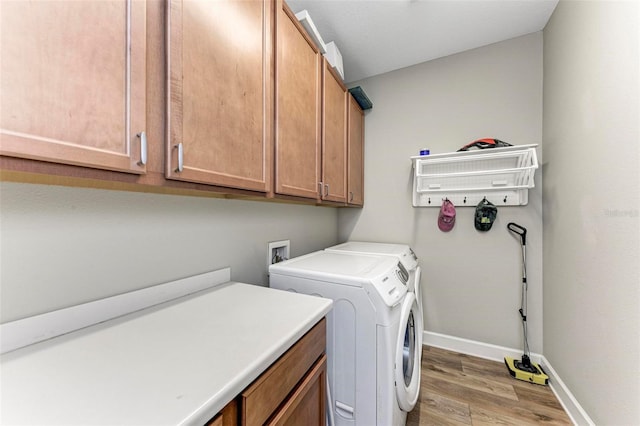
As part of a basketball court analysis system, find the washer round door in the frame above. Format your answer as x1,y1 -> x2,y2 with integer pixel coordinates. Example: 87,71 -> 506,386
395,292 -> 421,412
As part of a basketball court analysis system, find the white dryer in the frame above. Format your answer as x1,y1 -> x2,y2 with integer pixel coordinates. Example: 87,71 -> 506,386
269,251 -> 421,426
325,242 -> 422,314
325,242 -> 423,350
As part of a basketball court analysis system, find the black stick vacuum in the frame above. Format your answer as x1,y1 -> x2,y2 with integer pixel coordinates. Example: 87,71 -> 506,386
504,222 -> 549,385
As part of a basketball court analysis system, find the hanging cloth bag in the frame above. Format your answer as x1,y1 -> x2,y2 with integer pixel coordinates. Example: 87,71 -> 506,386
474,198 -> 497,231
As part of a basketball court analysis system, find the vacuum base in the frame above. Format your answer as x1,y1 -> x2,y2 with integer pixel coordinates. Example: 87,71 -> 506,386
504,357 -> 549,385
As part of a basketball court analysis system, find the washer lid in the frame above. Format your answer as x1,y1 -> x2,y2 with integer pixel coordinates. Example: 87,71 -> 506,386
326,241 -> 418,271
269,251 -> 398,287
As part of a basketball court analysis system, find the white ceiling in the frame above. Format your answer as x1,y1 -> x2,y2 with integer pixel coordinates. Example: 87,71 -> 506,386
286,0 -> 559,83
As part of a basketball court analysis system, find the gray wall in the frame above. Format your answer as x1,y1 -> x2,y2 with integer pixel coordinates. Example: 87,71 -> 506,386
543,1 -> 640,424
0,183 -> 338,323
339,33 -> 544,352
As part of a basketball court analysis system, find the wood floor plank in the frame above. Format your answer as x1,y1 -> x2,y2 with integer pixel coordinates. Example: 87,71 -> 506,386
423,374 -> 570,425
413,390 -> 472,425
460,355 -> 513,376
423,371 -> 518,409
462,359 -> 550,392
407,391 -> 471,426
471,404 -> 573,426
470,405 -> 547,426
461,358 -> 566,411
407,346 -> 573,425
422,361 -> 519,401
461,357 -> 525,381
423,346 -> 464,372
513,385 -> 568,413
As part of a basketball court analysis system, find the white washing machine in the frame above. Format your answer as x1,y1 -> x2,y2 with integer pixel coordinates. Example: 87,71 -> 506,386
325,242 -> 423,352
269,251 -> 421,426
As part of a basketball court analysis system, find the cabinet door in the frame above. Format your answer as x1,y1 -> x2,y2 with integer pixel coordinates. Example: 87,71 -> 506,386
0,0 -> 147,174
167,0 -> 273,192
266,355 -> 326,426
321,61 -> 347,203
274,0 -> 322,199
206,399 -> 238,426
347,95 -> 364,206
241,318 -> 325,426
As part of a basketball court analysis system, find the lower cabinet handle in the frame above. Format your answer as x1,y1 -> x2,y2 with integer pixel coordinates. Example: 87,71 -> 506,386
324,184 -> 329,197
137,131 -> 147,166
175,143 -> 183,172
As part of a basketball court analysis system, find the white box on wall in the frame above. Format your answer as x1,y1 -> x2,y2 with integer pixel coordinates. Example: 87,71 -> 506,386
295,10 -> 327,53
324,41 -> 344,80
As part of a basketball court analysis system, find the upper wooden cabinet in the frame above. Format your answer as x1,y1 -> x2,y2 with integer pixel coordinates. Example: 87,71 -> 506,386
0,0 -> 364,207
274,0 -> 322,200
0,0 -> 147,174
320,60 -> 348,203
166,0 -> 273,192
347,95 -> 364,206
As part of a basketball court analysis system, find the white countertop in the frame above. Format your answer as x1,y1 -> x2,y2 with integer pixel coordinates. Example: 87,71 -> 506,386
0,282 -> 332,425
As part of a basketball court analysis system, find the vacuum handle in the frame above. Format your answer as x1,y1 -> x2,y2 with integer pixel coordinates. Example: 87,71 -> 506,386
507,222 -> 527,246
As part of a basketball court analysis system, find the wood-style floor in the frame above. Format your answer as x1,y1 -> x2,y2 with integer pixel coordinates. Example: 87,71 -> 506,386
407,346 -> 573,425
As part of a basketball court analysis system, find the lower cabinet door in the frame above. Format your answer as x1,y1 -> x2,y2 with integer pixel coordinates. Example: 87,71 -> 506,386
206,399 -> 238,426
266,354 -> 326,426
241,319 -> 325,426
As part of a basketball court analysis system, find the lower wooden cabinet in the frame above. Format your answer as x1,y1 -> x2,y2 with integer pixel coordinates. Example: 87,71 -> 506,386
242,318 -> 325,426
207,399 -> 238,426
266,355 -> 326,426
209,318 -> 326,426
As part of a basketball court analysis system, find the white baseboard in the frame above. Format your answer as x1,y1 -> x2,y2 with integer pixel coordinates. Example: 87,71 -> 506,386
423,331 -> 594,426
539,356 -> 596,426
423,330 -> 543,364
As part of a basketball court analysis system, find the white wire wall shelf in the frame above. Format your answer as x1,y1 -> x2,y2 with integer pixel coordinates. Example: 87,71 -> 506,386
411,144 -> 538,207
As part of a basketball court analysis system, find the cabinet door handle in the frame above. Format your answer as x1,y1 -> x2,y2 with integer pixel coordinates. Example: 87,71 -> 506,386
349,191 -> 354,202
137,132 -> 147,166
324,184 -> 329,197
175,143 -> 184,172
